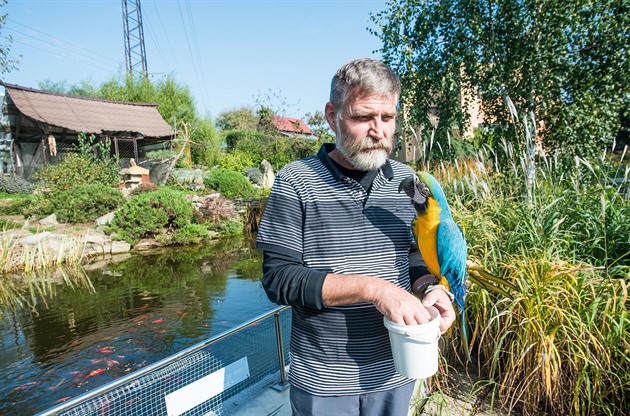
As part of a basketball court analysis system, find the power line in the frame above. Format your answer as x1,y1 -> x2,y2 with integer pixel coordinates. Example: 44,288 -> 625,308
6,19 -> 119,70
177,0 -> 209,113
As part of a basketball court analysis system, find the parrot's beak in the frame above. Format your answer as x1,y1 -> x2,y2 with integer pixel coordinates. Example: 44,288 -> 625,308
398,175 -> 431,207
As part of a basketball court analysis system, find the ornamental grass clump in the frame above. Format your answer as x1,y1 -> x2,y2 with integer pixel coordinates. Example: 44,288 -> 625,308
468,256 -> 628,416
417,143 -> 629,415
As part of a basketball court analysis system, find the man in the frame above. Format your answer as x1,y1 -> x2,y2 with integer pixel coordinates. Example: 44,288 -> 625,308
256,58 -> 456,416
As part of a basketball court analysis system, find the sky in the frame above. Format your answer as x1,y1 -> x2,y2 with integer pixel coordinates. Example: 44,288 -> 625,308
3,0 -> 389,120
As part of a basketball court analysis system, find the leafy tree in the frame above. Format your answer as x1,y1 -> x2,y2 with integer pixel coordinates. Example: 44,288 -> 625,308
189,117 -> 221,168
372,0 -> 630,159
257,106 -> 277,134
215,106 -> 258,131
38,79 -> 69,94
304,110 -> 334,141
0,0 -> 18,77
97,73 -> 195,124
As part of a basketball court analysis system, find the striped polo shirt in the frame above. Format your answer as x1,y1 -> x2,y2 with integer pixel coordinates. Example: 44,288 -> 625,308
256,143 -> 418,396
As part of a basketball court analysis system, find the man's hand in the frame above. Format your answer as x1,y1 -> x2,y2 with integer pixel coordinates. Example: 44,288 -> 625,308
421,288 -> 456,334
370,280 -> 435,325
321,273 -> 445,326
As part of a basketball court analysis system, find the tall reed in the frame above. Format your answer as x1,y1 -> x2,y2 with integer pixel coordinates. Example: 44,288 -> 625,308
0,230 -> 91,313
419,144 -> 629,415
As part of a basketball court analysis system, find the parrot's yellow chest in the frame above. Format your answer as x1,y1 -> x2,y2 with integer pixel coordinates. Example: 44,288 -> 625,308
413,199 -> 442,278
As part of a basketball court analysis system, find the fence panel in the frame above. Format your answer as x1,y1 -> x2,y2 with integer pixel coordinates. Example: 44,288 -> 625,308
38,306 -> 291,416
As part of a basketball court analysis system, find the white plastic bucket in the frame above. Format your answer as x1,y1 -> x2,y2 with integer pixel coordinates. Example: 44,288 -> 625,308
383,307 -> 440,379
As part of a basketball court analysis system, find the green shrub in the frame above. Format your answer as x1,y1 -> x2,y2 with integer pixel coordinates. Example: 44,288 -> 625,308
107,187 -> 195,244
36,153 -> 119,193
129,182 -> 160,196
219,150 -> 255,172
25,194 -> 54,219
0,174 -> 36,194
0,197 -> 32,215
52,185 -> 125,223
215,219 -> 244,236
0,217 -> 20,229
163,223 -> 210,245
203,168 -> 257,199
35,133 -> 119,193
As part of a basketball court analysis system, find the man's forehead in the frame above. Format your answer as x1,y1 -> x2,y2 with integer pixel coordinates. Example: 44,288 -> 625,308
344,93 -> 399,113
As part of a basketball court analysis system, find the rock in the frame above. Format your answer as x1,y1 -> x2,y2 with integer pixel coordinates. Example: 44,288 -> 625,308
83,244 -> 105,257
132,239 -> 165,252
85,232 -> 109,245
171,169 -> 204,185
110,241 -> 131,254
260,160 -> 275,188
18,232 -> 52,246
39,213 -> 58,226
96,212 -> 116,226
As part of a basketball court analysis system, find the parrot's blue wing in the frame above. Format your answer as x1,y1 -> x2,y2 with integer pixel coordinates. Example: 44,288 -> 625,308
436,219 -> 467,312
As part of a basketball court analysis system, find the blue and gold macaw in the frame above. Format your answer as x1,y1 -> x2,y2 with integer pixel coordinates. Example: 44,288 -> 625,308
399,172 -> 516,360
399,172 -> 469,347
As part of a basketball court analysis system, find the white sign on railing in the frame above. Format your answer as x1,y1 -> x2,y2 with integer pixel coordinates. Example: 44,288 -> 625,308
164,357 -> 250,416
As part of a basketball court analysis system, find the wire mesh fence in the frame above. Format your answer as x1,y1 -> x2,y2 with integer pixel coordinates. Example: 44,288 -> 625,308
14,137 -> 173,179
38,306 -> 291,416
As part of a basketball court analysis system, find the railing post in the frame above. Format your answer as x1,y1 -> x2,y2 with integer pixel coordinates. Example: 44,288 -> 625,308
272,310 -> 290,391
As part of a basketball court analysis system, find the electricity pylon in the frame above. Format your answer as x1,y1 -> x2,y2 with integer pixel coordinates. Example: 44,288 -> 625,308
122,0 -> 148,76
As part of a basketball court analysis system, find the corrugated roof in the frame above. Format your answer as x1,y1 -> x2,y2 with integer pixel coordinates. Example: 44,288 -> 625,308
272,116 -> 314,135
2,83 -> 175,139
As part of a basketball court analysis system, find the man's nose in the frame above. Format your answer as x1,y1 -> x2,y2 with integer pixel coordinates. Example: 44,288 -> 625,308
369,118 -> 385,140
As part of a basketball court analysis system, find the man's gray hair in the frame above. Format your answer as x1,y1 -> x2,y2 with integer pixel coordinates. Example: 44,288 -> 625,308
329,58 -> 401,109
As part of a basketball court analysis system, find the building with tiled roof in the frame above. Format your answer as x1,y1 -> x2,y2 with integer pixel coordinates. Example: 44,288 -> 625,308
0,82 -> 175,178
272,116 -> 318,140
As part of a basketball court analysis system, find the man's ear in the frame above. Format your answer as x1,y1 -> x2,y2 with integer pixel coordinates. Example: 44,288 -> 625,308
325,102 -> 338,133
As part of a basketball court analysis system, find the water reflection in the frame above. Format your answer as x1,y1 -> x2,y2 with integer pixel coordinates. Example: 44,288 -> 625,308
0,235 -> 273,415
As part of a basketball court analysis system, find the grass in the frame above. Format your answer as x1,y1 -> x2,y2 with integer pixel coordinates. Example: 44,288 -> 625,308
412,143 -> 629,415
0,228 -> 91,313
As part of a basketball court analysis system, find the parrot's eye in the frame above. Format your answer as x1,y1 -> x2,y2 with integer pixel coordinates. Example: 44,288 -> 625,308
418,182 -> 431,198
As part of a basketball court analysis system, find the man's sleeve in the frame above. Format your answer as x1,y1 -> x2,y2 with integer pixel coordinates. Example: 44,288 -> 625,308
409,238 -> 430,284
262,250 -> 327,309
257,174 -> 327,309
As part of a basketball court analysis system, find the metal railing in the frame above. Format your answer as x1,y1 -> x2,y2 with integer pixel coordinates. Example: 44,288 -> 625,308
37,305 -> 291,416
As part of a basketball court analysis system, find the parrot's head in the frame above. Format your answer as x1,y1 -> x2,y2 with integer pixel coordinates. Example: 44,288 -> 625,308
398,174 -> 431,214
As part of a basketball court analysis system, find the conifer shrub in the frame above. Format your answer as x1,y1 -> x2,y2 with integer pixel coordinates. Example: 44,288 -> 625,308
203,168 -> 257,199
129,182 -> 159,196
52,185 -> 125,223
0,196 -> 32,215
107,187 -> 201,244
0,174 -> 36,194
161,223 -> 210,245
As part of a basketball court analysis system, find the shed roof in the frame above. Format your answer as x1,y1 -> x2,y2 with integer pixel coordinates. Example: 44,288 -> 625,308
1,82 -> 174,139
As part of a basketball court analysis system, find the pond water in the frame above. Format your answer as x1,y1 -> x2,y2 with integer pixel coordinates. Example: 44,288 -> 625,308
0,235 -> 276,415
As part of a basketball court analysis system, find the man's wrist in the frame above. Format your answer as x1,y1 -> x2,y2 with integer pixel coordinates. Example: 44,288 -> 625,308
412,274 -> 440,297
424,284 -> 455,302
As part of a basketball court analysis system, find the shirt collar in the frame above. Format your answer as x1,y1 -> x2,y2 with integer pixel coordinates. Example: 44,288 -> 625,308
317,143 -> 394,181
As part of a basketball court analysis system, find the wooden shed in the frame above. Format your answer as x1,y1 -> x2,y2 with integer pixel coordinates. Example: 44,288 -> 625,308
0,82 -> 175,179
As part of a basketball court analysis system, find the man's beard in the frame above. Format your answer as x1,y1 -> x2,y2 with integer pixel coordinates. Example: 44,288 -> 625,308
335,130 -> 392,171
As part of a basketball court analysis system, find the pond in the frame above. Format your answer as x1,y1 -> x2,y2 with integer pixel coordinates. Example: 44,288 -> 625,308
0,235 -> 276,415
